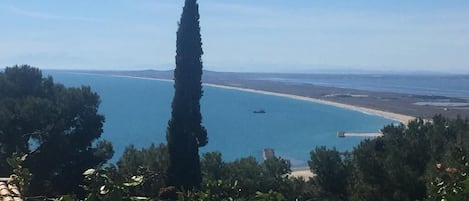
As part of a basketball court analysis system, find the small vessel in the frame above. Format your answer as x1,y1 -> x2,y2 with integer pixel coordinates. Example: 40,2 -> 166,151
253,109 -> 266,114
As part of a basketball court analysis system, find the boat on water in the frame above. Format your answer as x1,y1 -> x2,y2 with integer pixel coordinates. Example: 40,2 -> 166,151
253,109 -> 266,114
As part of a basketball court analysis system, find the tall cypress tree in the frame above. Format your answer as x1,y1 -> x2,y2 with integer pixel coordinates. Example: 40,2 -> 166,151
166,0 -> 207,189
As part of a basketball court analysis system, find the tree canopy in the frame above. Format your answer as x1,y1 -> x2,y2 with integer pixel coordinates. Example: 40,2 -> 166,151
0,65 -> 113,196
50,115 -> 468,200
166,0 -> 207,189
307,116 -> 469,201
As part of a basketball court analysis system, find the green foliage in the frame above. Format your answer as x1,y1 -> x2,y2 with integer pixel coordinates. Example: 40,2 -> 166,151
280,177 -> 317,201
300,116 -> 469,201
346,116 -> 469,201
0,65 -> 113,196
81,167 -> 151,201
94,141 -> 115,163
117,144 -> 169,197
166,0 -> 207,189
172,171 -> 291,201
175,182 -> 287,201
254,190 -> 286,201
6,153 -> 32,194
198,180 -> 243,201
223,156 -> 264,196
201,152 -> 224,181
76,115 -> 469,200
426,132 -> 469,201
175,190 -> 199,201
200,153 -> 300,200
309,146 -> 349,200
60,195 -> 79,201
263,157 -> 291,179
347,122 -> 429,200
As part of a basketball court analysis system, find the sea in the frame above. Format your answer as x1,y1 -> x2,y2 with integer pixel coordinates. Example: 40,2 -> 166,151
46,72 -> 401,167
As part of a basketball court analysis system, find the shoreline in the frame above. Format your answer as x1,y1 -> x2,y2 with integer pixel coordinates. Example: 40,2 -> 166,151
104,74 -> 414,124
65,72 -> 416,177
203,83 -> 414,124
105,74 -> 320,176
289,167 -> 316,180
57,69 -> 469,119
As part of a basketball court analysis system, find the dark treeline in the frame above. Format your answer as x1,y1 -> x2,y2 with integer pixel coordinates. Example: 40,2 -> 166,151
80,115 -> 469,201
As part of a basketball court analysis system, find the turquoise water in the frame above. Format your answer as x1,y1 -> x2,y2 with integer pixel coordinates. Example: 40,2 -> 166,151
47,72 -> 395,166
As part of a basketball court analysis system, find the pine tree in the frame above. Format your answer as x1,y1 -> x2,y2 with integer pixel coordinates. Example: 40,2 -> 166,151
0,65 -> 113,196
166,0 -> 207,189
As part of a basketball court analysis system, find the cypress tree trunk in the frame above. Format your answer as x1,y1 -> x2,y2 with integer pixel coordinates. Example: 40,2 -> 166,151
166,0 -> 207,189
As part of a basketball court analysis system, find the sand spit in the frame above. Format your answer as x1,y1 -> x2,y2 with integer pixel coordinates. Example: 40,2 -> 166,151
203,83 -> 414,124
78,73 -> 413,123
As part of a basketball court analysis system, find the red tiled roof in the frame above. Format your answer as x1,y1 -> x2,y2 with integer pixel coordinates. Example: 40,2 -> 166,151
0,178 -> 23,201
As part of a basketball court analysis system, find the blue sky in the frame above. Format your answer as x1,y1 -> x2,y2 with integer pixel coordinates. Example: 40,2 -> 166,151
1,0 -> 468,73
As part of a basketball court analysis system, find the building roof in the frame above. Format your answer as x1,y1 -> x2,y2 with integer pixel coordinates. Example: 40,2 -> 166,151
262,148 -> 276,160
0,178 -> 23,201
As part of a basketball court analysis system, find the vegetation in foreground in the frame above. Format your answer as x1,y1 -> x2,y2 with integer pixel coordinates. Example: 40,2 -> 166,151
2,0 -> 468,200
0,65 -> 113,196
1,65 -> 468,201
76,116 -> 469,201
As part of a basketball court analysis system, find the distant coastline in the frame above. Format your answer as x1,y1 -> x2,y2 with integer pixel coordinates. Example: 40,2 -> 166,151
203,83 -> 414,124
54,69 -> 469,121
92,73 -> 414,123
54,70 -> 467,177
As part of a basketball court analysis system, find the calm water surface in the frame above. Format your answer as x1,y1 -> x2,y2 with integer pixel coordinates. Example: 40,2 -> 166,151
47,72 -> 395,167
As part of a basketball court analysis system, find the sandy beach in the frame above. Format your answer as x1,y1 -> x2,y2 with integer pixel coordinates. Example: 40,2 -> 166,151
288,168 -> 316,180
203,83 -> 414,124
68,69 -> 469,119
103,74 -> 414,124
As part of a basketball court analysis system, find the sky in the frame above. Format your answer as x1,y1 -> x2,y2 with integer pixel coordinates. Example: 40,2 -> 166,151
1,0 -> 468,73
